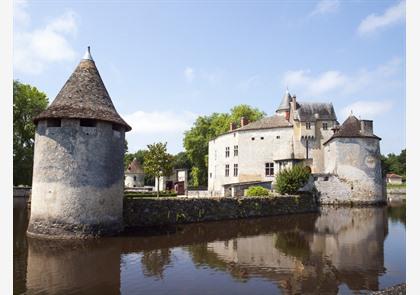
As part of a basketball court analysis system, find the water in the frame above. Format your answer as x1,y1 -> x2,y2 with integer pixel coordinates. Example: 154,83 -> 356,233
13,198 -> 405,294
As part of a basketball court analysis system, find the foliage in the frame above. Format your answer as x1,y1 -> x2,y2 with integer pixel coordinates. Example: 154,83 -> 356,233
143,142 -> 174,197
386,183 -> 406,189
184,104 -> 265,186
172,151 -> 192,170
13,80 -> 49,186
274,165 -> 310,195
191,166 -> 200,187
245,186 -> 269,197
381,149 -> 406,179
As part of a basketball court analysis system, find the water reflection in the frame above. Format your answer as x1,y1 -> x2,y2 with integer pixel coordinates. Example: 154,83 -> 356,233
14,200 -> 405,295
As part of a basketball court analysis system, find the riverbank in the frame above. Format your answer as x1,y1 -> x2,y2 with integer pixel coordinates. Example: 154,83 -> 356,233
371,283 -> 405,294
124,194 -> 318,228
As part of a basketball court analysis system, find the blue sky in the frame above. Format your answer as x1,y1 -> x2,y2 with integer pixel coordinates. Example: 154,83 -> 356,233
14,0 -> 406,155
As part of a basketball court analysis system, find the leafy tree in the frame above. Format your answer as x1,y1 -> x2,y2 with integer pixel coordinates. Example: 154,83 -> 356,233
143,142 -> 174,197
275,165 -> 310,195
13,80 -> 48,186
381,149 -> 406,179
172,151 -> 192,170
191,166 -> 200,187
184,104 -> 265,186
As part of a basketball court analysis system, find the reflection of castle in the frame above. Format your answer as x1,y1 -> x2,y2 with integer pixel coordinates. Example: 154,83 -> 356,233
193,207 -> 388,294
20,207 -> 389,294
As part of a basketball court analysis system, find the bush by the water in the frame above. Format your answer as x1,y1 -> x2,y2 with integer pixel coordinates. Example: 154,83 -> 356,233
245,186 -> 269,197
275,166 -> 310,194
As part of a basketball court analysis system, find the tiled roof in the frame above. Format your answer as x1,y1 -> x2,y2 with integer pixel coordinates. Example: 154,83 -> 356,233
34,50 -> 131,131
234,115 -> 292,131
324,115 -> 381,145
126,158 -> 143,174
294,102 -> 337,122
386,173 -> 402,178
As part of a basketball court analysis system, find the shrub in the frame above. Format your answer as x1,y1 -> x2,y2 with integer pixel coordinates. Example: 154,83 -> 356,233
245,186 -> 269,197
275,165 -> 310,195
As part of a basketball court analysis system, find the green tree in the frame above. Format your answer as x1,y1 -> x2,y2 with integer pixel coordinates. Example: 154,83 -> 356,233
13,80 -> 48,186
143,142 -> 174,197
184,105 -> 265,186
274,165 -> 310,195
381,149 -> 406,179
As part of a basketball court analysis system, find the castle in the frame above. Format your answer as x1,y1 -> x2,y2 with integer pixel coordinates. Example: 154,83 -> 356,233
208,91 -> 385,204
27,47 -> 131,238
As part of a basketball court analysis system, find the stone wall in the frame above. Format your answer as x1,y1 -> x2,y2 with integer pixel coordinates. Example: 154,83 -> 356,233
28,119 -> 126,238
123,194 -> 318,228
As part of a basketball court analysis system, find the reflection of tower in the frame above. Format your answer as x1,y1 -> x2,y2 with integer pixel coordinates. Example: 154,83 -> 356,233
310,207 -> 388,291
13,198 -> 29,294
28,47 -> 131,238
25,238 -> 121,294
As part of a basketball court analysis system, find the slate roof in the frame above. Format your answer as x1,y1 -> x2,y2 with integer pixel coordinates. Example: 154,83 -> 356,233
294,102 -> 337,122
126,158 -> 143,174
34,48 -> 131,131
234,115 -> 292,131
277,90 -> 292,111
324,115 -> 381,145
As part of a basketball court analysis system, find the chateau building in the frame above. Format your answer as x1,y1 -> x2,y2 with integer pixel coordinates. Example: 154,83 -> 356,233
208,91 -> 384,204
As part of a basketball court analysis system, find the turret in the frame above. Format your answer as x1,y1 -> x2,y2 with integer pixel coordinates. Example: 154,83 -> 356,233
27,47 -> 131,239
276,89 -> 292,119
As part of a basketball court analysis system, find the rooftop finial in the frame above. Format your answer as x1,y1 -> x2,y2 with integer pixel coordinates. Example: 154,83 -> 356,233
350,110 -> 353,116
82,46 -> 93,61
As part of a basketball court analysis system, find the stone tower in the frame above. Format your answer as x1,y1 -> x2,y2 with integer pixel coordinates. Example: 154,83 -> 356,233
27,47 -> 132,238
125,158 -> 144,188
323,115 -> 384,204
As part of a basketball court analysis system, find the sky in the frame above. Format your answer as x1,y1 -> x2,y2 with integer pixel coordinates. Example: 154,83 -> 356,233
13,0 -> 406,155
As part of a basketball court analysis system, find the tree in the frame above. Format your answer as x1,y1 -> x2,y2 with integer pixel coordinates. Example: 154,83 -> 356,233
13,80 -> 48,186
274,165 -> 310,195
381,149 -> 406,179
143,142 -> 174,197
183,104 -> 265,186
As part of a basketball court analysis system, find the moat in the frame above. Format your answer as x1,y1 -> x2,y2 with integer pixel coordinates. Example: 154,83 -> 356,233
14,198 -> 405,295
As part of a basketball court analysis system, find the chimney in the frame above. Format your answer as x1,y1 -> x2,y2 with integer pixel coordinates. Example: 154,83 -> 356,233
292,95 -> 297,111
360,120 -> 373,135
240,117 -> 249,127
229,122 -> 237,131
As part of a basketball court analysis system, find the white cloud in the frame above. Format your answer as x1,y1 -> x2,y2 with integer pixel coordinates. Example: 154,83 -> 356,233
123,109 -> 198,153
282,70 -> 347,96
14,3 -> 78,75
281,57 -> 402,99
357,1 -> 405,35
340,100 -> 393,119
238,75 -> 260,91
184,67 -> 195,82
123,109 -> 198,134
310,0 -> 340,16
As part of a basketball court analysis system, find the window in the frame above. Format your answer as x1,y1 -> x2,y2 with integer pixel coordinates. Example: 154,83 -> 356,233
225,164 -> 230,177
276,136 -> 280,139
133,176 -> 137,181
265,162 -> 274,176
225,147 -> 230,158
322,122 -> 328,130
305,122 -> 311,129
260,137 -> 264,140
46,119 -> 61,127
80,119 -> 96,127
234,164 -> 238,176
210,173 -> 212,178
234,145 -> 238,156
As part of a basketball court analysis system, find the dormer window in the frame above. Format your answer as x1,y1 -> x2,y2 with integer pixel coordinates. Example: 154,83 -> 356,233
305,122 -> 311,130
322,122 -> 328,130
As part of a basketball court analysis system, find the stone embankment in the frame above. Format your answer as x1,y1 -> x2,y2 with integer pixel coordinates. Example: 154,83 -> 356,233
387,188 -> 406,203
124,194 -> 318,228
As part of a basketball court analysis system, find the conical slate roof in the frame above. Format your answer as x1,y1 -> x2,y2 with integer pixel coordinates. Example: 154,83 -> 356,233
34,47 -> 131,131
324,115 -> 380,145
125,158 -> 143,174
276,90 -> 292,112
